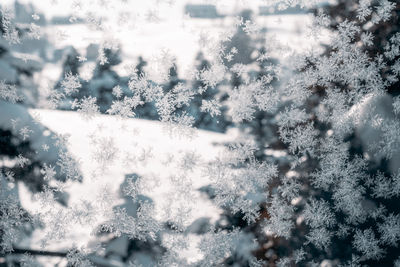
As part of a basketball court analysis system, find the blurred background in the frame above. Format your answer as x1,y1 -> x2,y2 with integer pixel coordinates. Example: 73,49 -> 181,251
1,0 -> 399,266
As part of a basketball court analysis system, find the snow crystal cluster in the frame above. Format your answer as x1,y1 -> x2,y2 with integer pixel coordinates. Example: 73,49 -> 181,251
0,0 -> 399,266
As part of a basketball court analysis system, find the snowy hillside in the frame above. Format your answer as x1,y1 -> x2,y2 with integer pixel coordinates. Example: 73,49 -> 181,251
16,109 -> 232,266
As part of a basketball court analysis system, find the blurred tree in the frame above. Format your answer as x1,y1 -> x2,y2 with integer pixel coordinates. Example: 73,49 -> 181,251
131,56 -> 159,120
90,47 -> 122,112
184,51 -> 231,132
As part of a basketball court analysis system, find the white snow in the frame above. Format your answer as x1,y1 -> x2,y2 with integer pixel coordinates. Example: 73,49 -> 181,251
17,108 -> 232,265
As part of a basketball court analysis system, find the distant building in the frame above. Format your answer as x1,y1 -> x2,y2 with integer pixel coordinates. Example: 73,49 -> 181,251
259,1 -> 330,16
184,4 -> 220,18
14,0 -> 46,25
51,16 -> 84,25
258,5 -> 307,16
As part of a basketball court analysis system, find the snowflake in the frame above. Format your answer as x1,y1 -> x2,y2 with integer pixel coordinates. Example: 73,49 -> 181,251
357,0 -> 372,21
71,96 -> 99,120
40,164 -> 56,181
0,81 -> 22,103
243,20 -> 261,35
201,99 -> 221,117
353,229 -> 384,260
91,136 -> 119,170
61,72 -> 81,96
375,0 -> 396,23
16,154 -> 30,168
112,85 -> 123,98
19,126 -> 33,141
107,96 -> 141,118
361,31 -> 374,46
57,150 -> 82,181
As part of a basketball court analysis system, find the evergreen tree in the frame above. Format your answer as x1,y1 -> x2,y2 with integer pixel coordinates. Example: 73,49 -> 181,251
90,46 -> 122,112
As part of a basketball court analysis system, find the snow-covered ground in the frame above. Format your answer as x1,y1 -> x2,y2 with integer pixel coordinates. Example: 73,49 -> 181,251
17,109 -> 234,266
